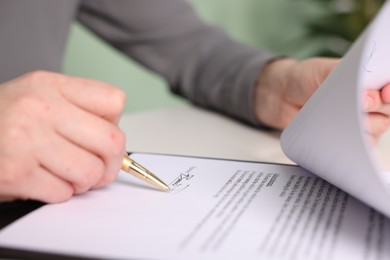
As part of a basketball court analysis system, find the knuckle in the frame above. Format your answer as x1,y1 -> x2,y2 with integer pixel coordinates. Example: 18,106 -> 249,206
12,93 -> 44,112
76,173 -> 96,193
23,70 -> 54,85
100,170 -> 118,187
21,71 -> 64,94
1,125 -> 26,148
9,93 -> 50,128
76,157 -> 105,192
0,97 -> 46,148
110,87 -> 126,113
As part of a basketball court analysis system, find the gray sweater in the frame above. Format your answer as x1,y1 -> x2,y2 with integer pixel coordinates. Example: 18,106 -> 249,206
0,0 -> 277,125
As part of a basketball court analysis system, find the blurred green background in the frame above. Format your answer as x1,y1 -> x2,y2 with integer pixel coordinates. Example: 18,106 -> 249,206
63,0 -> 384,114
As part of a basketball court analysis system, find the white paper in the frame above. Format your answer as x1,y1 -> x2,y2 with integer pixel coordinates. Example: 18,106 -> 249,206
0,153 -> 390,260
281,1 -> 390,217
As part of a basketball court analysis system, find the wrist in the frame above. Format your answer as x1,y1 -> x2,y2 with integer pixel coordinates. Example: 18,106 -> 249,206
254,58 -> 297,128
258,58 -> 297,90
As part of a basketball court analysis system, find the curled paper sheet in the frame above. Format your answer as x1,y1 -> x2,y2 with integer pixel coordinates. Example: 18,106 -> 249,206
281,1 -> 390,217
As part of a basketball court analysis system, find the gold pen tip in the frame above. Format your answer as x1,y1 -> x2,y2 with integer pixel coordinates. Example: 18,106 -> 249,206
152,177 -> 170,192
142,169 -> 170,192
122,154 -> 170,192
161,183 -> 171,192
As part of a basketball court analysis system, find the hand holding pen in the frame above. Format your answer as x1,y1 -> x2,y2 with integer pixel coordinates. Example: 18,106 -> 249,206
0,72 -> 129,203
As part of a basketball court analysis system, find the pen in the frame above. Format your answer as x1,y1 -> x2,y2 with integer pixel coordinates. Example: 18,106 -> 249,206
121,154 -> 170,191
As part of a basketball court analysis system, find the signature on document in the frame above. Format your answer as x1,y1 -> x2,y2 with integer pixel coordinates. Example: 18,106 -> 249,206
169,167 -> 196,193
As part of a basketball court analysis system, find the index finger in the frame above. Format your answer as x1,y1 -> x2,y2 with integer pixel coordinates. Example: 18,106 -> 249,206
54,73 -> 126,122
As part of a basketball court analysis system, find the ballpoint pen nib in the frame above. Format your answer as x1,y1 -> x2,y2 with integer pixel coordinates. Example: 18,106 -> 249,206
122,155 -> 170,191
146,173 -> 170,191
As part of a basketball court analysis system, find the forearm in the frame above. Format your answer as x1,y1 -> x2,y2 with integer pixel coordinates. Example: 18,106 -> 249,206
77,0 -> 278,125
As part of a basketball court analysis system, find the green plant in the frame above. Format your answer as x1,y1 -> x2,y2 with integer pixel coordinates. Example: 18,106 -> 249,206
306,0 -> 385,57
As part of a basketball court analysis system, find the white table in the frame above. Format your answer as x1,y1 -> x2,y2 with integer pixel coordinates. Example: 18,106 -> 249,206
120,106 -> 293,165
120,105 -> 390,170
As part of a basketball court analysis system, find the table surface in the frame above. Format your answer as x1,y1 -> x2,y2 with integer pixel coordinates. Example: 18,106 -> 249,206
119,106 -> 293,165
119,105 -> 390,170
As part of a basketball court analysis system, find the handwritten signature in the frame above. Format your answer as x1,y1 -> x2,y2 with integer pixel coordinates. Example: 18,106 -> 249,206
169,173 -> 194,193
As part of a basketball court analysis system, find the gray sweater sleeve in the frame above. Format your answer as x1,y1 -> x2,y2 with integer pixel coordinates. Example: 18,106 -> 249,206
77,0 -> 277,125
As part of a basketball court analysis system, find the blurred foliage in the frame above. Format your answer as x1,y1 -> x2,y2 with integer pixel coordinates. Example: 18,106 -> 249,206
306,0 -> 385,57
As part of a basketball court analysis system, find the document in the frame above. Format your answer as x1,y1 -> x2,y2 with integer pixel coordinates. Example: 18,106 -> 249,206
1,153 -> 390,260
281,0 -> 390,218
1,2 -> 390,260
